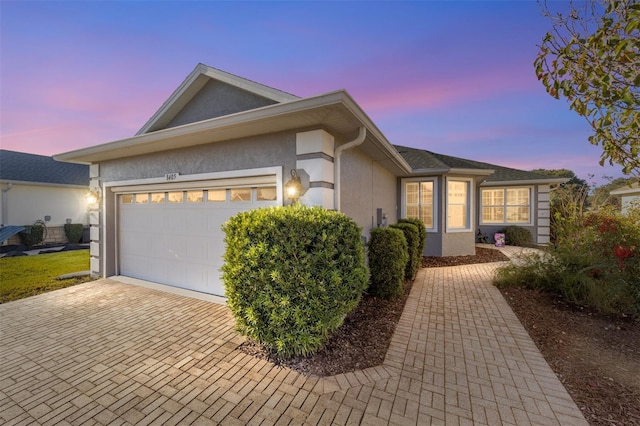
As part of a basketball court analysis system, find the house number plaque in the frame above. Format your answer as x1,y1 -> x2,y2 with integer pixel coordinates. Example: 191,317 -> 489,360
165,173 -> 179,181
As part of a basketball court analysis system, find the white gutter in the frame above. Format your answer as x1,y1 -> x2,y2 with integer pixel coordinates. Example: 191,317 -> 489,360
334,127 -> 366,211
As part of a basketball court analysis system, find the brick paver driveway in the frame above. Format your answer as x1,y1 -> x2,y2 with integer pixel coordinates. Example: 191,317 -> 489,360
0,261 -> 588,425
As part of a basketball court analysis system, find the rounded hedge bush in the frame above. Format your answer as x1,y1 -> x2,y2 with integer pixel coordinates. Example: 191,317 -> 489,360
64,223 -> 84,243
222,205 -> 368,358
368,227 -> 408,300
390,222 -> 420,280
499,225 -> 534,247
18,225 -> 44,248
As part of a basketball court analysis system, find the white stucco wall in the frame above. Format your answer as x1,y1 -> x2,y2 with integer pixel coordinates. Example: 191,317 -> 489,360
621,194 -> 640,215
1,183 -> 88,227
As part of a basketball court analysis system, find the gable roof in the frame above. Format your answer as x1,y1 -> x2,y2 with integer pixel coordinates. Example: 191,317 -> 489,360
55,90 -> 412,176
394,145 -> 567,185
0,150 -> 89,186
137,63 -> 300,135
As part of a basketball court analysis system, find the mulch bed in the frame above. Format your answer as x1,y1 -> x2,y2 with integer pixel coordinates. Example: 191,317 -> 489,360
422,246 -> 510,267
500,286 -> 640,425
239,247 -> 508,376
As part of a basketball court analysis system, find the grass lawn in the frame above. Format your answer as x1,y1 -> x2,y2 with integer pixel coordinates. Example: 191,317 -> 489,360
0,250 -> 93,303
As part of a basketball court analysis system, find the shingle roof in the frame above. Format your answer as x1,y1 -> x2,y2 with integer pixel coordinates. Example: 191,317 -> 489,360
393,145 -> 562,183
0,150 -> 89,186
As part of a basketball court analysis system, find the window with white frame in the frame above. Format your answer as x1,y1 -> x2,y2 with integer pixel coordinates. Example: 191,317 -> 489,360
404,180 -> 435,229
447,179 -> 471,231
481,187 -> 531,224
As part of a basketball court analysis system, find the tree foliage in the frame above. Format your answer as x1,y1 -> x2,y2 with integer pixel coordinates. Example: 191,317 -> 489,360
530,168 -> 588,187
534,0 -> 640,175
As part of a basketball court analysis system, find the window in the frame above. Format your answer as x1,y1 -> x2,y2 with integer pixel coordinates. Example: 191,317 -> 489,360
257,186 -> 277,201
207,189 -> 226,202
481,187 -> 531,224
447,179 -> 471,231
121,194 -> 134,204
167,191 -> 183,203
404,179 -> 435,230
186,190 -> 203,203
135,193 -> 149,204
150,192 -> 165,203
231,188 -> 251,202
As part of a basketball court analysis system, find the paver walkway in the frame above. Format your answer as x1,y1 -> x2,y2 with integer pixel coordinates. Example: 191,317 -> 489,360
0,257 -> 588,425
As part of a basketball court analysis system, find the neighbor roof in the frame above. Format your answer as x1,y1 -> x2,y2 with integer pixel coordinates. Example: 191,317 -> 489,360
137,63 -> 300,135
610,182 -> 640,196
394,145 -> 567,184
0,150 -> 89,186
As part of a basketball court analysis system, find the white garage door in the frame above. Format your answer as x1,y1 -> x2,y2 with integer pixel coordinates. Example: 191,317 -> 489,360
118,184 -> 279,296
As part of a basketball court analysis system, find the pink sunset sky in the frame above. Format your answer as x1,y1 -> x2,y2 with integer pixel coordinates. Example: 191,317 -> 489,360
0,1 -> 626,184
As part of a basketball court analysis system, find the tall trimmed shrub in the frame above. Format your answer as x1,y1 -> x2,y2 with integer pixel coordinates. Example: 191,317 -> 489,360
18,225 -> 44,248
368,227 -> 408,300
398,218 -> 426,256
390,222 -> 420,280
222,205 -> 368,358
64,224 -> 84,243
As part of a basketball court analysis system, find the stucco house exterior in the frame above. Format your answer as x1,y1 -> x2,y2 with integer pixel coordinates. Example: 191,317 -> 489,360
56,63 -> 565,296
0,150 -> 89,244
610,182 -> 640,215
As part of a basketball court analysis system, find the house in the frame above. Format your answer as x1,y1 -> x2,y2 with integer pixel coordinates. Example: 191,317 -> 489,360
0,150 -> 89,244
610,182 -> 640,215
55,64 -> 565,296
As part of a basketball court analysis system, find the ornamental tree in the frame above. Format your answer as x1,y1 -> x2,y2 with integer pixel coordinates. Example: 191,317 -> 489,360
534,0 -> 640,175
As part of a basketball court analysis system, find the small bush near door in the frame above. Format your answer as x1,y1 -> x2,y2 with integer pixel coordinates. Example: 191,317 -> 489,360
64,224 -> 84,243
222,205 -> 368,358
499,225 -> 534,247
367,227 -> 408,300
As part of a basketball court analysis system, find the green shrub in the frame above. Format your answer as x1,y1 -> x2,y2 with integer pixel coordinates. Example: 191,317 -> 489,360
398,218 -> 426,256
222,205 -> 368,358
495,206 -> 640,317
368,227 -> 408,300
390,222 -> 420,280
499,225 -> 534,247
64,224 -> 84,243
18,225 -> 44,248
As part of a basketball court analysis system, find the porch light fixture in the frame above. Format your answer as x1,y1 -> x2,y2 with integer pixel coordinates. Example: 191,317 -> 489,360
284,169 -> 303,201
86,187 -> 102,209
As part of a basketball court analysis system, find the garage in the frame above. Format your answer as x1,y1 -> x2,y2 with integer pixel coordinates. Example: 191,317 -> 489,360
116,178 -> 280,296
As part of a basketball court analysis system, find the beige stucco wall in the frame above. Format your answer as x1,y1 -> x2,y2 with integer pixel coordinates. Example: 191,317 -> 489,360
0,183 -> 88,227
339,147 -> 398,239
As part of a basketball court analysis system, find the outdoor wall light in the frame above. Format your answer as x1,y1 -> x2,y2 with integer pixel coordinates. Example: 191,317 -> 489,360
86,187 -> 102,209
284,169 -> 303,201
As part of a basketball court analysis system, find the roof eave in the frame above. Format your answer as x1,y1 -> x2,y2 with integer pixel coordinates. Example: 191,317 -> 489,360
481,177 -> 569,186
409,168 -> 495,176
0,179 -> 88,188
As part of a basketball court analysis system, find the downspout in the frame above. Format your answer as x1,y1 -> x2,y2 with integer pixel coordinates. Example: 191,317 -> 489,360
1,183 -> 13,226
334,127 -> 366,212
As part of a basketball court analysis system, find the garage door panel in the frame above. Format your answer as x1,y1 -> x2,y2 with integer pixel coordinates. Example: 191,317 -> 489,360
118,185 -> 278,296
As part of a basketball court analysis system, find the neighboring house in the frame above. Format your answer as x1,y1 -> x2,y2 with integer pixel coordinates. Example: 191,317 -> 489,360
0,150 -> 89,244
56,63 -> 566,296
610,182 -> 640,215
